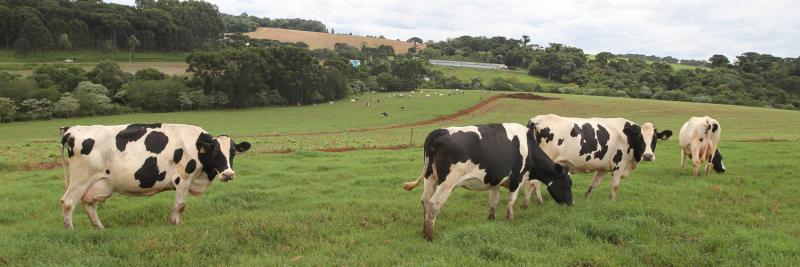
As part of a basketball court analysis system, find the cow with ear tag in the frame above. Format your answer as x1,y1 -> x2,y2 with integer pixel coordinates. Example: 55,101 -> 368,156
523,114 -> 671,203
59,124 -> 251,229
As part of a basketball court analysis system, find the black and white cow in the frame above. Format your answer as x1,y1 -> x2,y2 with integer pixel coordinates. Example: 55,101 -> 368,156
59,123 -> 251,229
679,116 -> 725,176
403,123 -> 573,240
524,114 -> 671,203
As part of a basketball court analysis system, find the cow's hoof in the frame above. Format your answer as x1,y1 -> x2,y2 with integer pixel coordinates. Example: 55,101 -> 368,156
487,213 -> 496,220
522,202 -> 530,209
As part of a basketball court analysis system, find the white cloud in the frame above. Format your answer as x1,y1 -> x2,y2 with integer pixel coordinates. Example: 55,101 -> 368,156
106,0 -> 799,60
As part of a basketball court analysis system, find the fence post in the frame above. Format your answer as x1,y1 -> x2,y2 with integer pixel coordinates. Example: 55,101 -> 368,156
410,128 -> 414,148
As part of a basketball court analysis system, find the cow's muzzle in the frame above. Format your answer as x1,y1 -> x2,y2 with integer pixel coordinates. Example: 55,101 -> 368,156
220,171 -> 235,182
643,154 -> 654,161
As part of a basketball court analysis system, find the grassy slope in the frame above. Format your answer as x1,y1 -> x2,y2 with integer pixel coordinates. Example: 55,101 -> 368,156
0,90 -> 798,265
0,49 -> 187,63
431,65 -> 566,88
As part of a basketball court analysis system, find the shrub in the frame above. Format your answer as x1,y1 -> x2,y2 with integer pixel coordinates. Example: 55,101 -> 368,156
134,68 -> 166,81
54,93 -> 80,117
0,97 -> 17,123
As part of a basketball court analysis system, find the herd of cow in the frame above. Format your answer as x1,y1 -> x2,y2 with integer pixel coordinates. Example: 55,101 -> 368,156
58,115 -> 725,241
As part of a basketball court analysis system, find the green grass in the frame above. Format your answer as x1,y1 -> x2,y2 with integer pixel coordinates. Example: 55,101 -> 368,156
0,49 -> 187,63
586,54 -> 709,71
0,89 -> 799,265
432,65 -> 566,88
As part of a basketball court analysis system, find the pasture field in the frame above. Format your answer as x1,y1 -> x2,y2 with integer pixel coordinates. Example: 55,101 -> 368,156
431,65 -> 566,88
0,90 -> 799,265
244,27 -> 422,54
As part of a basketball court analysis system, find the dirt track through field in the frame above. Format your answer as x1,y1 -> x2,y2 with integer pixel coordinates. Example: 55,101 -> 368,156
253,93 -> 555,139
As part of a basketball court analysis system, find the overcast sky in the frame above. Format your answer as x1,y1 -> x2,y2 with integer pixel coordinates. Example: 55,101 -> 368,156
107,0 -> 799,60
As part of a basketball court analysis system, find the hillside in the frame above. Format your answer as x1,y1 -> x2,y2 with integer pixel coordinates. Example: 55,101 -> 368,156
244,27 -> 424,53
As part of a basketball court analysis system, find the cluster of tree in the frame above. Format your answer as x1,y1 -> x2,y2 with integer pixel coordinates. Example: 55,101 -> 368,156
422,35 -> 533,68
0,0 -> 224,54
615,54 -> 707,66
222,13 -> 327,33
556,52 -> 800,109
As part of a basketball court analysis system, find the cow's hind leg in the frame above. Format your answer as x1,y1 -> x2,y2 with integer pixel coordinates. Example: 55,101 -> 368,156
488,186 -> 500,220
60,171 -> 96,229
522,180 -> 543,208
680,148 -> 686,174
424,170 -> 463,241
585,171 -> 607,198
506,186 -> 521,220
81,178 -> 114,229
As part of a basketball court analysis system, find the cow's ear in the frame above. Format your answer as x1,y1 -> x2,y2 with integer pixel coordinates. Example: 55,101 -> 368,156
657,130 -> 673,140
235,141 -> 251,152
196,141 -> 213,154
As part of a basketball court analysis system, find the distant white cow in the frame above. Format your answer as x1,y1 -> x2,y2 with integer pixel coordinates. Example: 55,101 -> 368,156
679,116 -> 725,176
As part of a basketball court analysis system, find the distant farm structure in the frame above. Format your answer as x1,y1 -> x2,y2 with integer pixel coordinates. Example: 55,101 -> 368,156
429,59 -> 508,70
244,27 -> 424,54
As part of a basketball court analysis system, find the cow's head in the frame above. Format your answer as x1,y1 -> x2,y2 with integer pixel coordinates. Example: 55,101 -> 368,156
711,148 -> 725,173
546,164 -> 574,206
631,122 -> 672,162
197,135 -> 251,182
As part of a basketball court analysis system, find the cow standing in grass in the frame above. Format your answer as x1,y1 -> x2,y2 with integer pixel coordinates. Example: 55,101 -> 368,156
59,123 -> 251,229
403,123 -> 573,240
524,115 -> 672,203
679,116 -> 725,176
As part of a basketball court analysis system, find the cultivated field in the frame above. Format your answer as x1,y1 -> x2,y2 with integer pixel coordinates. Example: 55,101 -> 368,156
244,27 -> 423,53
0,90 -> 798,265
0,50 -> 189,76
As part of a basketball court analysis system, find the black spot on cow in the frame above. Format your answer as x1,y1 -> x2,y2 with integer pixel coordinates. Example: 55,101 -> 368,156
570,124 -> 580,137
80,138 -> 95,155
623,124 -> 645,162
195,132 -> 220,180
173,148 -> 183,163
585,155 -> 591,161
106,169 -> 110,174
115,124 -> 161,151
538,127 -> 555,143
593,125 -> 610,160
134,157 -> 166,188
185,159 -> 197,174
175,177 -> 181,185
61,133 -> 71,146
558,138 -> 564,146
699,137 -> 704,142
612,149 -> 623,165
712,123 -> 719,133
66,136 -> 76,157
578,123 -> 598,156
144,131 -> 169,154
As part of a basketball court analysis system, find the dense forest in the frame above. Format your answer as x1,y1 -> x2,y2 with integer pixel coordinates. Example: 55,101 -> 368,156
422,36 -> 800,109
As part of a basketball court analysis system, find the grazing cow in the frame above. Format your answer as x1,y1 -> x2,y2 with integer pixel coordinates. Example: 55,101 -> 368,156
679,116 -> 725,176
59,124 -> 251,229
524,114 -> 672,202
426,94 -> 431,99
403,123 -> 573,240
381,112 -> 389,117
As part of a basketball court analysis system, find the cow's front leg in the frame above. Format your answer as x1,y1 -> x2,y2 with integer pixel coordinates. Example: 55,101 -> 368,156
488,187 -> 500,220
585,171 -> 607,198
522,179 -> 542,209
171,176 -> 190,225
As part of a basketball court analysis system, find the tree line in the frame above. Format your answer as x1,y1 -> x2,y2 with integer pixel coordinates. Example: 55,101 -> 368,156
0,36 -> 431,123
222,13 -> 327,33
420,35 -> 800,109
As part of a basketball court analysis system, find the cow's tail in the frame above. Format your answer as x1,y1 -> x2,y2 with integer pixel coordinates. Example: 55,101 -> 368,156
59,127 -> 70,189
403,129 -> 448,191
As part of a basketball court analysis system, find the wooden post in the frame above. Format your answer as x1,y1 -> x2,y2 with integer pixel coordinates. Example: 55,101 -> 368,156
410,128 -> 414,148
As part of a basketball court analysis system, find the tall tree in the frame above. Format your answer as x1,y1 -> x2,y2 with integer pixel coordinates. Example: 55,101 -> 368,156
127,35 -> 140,63
708,54 -> 730,68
